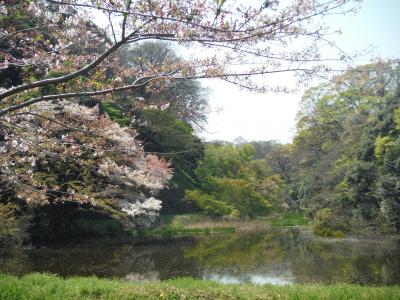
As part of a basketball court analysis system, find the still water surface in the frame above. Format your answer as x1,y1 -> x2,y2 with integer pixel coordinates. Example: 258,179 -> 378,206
1,228 -> 400,285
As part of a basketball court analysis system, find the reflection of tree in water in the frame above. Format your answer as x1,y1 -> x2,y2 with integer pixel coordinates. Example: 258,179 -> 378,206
279,230 -> 400,285
1,229 -> 400,284
263,229 -> 400,285
184,230 -> 287,275
0,240 -> 201,280
0,245 -> 32,275
184,228 -> 400,285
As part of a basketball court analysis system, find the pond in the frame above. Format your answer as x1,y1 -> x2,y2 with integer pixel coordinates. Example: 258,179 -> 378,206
1,227 -> 400,285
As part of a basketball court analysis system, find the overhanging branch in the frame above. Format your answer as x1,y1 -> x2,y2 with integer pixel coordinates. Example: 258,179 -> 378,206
0,18 -> 162,101
0,73 -> 175,116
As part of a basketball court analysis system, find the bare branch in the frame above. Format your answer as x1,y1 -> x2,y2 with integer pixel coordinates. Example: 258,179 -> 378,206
121,0 -> 132,39
108,12 -> 118,43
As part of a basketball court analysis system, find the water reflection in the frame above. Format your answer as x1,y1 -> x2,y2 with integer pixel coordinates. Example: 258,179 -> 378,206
204,273 -> 293,285
1,228 -> 400,285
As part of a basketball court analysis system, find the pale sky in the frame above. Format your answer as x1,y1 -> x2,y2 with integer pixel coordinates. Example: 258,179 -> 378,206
200,0 -> 400,143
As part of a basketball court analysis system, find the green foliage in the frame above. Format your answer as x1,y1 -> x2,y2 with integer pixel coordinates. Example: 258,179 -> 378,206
186,144 -> 281,217
194,143 -> 256,180
394,108 -> 400,130
279,61 -> 400,235
185,190 -> 237,216
249,140 -> 280,159
375,136 -> 395,161
375,138 -> 400,231
133,109 -> 204,213
346,160 -> 379,219
101,102 -> 129,126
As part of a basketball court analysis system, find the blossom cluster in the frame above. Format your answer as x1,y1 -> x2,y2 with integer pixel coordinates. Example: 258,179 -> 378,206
121,197 -> 162,227
0,100 -> 172,225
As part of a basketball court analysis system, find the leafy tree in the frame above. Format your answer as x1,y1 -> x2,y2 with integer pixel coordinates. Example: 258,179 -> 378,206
250,140 -> 280,160
120,42 -> 209,127
186,144 -> 283,217
265,144 -> 299,209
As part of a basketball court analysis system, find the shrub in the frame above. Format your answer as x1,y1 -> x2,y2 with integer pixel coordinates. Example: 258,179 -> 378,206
313,208 -> 349,237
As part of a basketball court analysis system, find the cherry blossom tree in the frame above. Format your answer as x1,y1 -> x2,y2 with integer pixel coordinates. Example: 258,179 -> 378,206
0,99 -> 172,228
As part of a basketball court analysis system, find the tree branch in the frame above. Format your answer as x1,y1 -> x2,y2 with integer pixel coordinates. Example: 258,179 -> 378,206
121,0 -> 132,39
0,38 -> 126,100
0,74 -> 173,116
0,18 -> 159,101
108,12 -> 118,43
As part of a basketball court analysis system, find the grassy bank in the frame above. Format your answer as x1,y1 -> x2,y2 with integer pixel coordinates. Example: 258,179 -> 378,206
140,226 -> 235,239
157,213 -> 309,231
266,212 -> 310,227
140,213 -> 312,240
1,273 -> 399,300
160,214 -> 270,230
